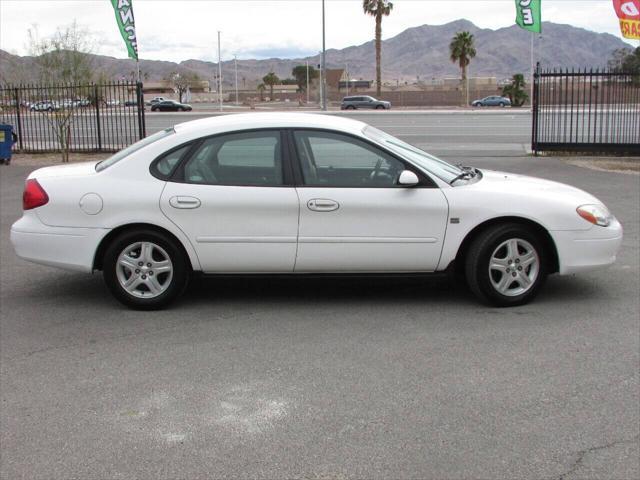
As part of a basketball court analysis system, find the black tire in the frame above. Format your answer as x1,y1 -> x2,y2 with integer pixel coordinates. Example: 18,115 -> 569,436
103,228 -> 190,310
499,102 -> 506,108
376,105 -> 385,110
465,223 -> 548,307
347,105 -> 356,110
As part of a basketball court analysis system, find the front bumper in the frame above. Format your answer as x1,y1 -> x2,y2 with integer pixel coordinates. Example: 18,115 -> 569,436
550,219 -> 623,275
10,213 -> 108,273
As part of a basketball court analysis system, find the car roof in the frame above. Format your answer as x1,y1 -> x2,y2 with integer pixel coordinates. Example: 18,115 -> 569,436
173,112 -> 368,137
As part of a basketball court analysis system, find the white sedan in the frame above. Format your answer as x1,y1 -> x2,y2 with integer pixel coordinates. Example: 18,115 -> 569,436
11,113 -> 623,309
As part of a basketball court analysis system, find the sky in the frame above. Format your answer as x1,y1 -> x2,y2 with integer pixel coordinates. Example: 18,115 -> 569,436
0,0 -> 637,63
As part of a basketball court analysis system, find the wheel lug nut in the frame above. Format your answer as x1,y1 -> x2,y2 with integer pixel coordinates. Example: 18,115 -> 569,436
506,268 -> 510,273
515,259 -> 520,264
512,272 -> 517,277
147,263 -> 152,267
138,262 -> 143,267
518,266 -> 523,271
141,275 -> 147,279
149,271 -> 154,276
135,269 -> 140,274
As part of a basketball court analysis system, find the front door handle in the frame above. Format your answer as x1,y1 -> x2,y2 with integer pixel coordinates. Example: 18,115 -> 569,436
307,199 -> 339,212
169,196 -> 201,209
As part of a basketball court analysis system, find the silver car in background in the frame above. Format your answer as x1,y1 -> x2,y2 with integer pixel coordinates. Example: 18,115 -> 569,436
341,96 -> 391,110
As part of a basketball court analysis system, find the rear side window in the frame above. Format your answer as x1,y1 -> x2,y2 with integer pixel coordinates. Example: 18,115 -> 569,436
152,144 -> 191,179
182,131 -> 283,186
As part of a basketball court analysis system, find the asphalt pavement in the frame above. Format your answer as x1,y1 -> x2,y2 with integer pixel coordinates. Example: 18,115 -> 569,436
0,116 -> 638,479
144,109 -> 534,158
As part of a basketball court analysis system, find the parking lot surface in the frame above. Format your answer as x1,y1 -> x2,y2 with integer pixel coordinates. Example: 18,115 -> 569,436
1,137 -> 639,477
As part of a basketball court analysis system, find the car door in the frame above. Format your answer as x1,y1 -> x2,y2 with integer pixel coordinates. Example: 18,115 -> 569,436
160,129 -> 300,273
290,129 -> 449,272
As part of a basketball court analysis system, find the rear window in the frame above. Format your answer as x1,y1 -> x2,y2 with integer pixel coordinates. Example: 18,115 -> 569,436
96,128 -> 175,172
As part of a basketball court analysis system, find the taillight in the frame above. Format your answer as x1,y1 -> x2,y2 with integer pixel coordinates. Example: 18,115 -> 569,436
23,179 -> 49,210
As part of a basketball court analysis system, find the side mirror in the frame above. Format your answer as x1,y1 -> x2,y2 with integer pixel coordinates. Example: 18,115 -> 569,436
398,170 -> 420,187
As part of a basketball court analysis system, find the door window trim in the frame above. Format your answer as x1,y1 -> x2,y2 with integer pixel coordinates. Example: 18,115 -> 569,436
286,128 -> 437,188
163,128 -> 295,187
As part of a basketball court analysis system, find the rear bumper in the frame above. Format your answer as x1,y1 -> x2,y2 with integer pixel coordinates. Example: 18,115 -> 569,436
10,214 -> 107,273
551,219 -> 623,275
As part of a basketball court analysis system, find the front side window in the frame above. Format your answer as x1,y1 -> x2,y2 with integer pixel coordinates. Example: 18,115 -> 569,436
183,131 -> 283,186
293,130 -> 406,187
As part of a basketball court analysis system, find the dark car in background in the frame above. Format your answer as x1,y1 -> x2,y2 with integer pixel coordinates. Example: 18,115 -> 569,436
471,96 -> 511,107
341,96 -> 391,110
150,100 -> 193,112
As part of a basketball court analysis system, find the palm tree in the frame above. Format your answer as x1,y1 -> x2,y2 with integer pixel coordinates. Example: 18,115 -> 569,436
502,73 -> 529,107
257,83 -> 266,102
449,31 -> 477,106
363,0 -> 393,97
262,72 -> 280,101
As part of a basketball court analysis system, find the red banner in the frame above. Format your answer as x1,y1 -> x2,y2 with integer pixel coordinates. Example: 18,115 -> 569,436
613,0 -> 640,39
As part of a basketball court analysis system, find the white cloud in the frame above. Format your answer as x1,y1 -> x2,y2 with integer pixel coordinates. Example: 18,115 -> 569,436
0,0 -> 635,63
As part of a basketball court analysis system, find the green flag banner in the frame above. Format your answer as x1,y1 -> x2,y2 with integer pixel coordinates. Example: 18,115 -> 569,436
515,0 -> 542,33
110,0 -> 139,60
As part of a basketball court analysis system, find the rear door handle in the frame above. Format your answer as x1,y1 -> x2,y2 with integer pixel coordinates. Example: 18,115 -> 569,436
169,196 -> 201,209
307,199 -> 339,212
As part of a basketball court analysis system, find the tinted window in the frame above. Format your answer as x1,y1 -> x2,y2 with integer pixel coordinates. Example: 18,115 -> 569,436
183,131 -> 283,186
293,130 -> 405,187
153,144 -> 191,178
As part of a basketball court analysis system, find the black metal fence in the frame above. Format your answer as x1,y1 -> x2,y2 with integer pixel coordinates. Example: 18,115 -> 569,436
0,81 -> 146,153
532,65 -> 640,155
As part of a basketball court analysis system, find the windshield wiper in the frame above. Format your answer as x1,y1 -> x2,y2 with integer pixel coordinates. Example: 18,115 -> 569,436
450,165 -> 477,185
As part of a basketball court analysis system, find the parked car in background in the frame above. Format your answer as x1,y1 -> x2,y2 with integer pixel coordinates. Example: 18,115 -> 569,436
124,100 -> 138,107
29,101 -> 58,112
147,97 -> 166,106
151,100 -> 193,112
472,96 -> 512,107
341,96 -> 391,110
10,113 -> 622,310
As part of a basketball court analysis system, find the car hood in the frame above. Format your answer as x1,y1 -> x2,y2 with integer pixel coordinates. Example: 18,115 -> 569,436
475,169 -> 601,205
28,161 -> 100,180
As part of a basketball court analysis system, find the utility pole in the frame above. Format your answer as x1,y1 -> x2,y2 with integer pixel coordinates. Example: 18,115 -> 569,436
217,31 -> 223,112
234,54 -> 239,105
306,60 -> 310,104
321,0 -> 327,111
345,63 -> 349,96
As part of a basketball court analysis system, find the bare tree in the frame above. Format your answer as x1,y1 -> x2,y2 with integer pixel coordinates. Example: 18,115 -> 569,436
164,70 -> 201,103
27,21 -> 101,162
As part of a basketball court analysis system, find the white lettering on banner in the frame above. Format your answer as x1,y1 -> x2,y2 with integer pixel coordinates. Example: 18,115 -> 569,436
119,8 -> 134,25
522,9 -> 533,24
621,2 -> 640,17
118,0 -> 131,9
519,0 -> 532,6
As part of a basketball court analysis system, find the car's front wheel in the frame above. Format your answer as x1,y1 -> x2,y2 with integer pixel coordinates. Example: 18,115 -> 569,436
465,224 -> 548,307
103,229 -> 190,309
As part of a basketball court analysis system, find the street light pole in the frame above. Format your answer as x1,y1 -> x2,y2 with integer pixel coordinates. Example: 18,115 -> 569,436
234,54 -> 239,105
321,0 -> 327,111
217,31 -> 223,112
345,63 -> 349,97
306,60 -> 310,104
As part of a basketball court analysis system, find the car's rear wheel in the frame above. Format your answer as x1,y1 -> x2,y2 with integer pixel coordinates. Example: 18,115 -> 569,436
465,224 -> 548,307
376,105 -> 385,110
499,102 -> 506,107
103,229 -> 190,310
347,105 -> 356,110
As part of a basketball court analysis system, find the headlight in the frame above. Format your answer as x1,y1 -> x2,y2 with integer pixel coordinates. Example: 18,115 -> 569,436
577,204 -> 613,227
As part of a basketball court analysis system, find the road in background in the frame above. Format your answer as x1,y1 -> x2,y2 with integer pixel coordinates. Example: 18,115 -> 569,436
145,110 -> 533,158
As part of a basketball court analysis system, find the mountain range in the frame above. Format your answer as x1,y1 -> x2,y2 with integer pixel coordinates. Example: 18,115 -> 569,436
1,20 -> 633,87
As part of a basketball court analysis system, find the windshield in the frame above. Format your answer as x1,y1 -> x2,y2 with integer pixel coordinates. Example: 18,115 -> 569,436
363,126 -> 463,183
96,128 -> 175,172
